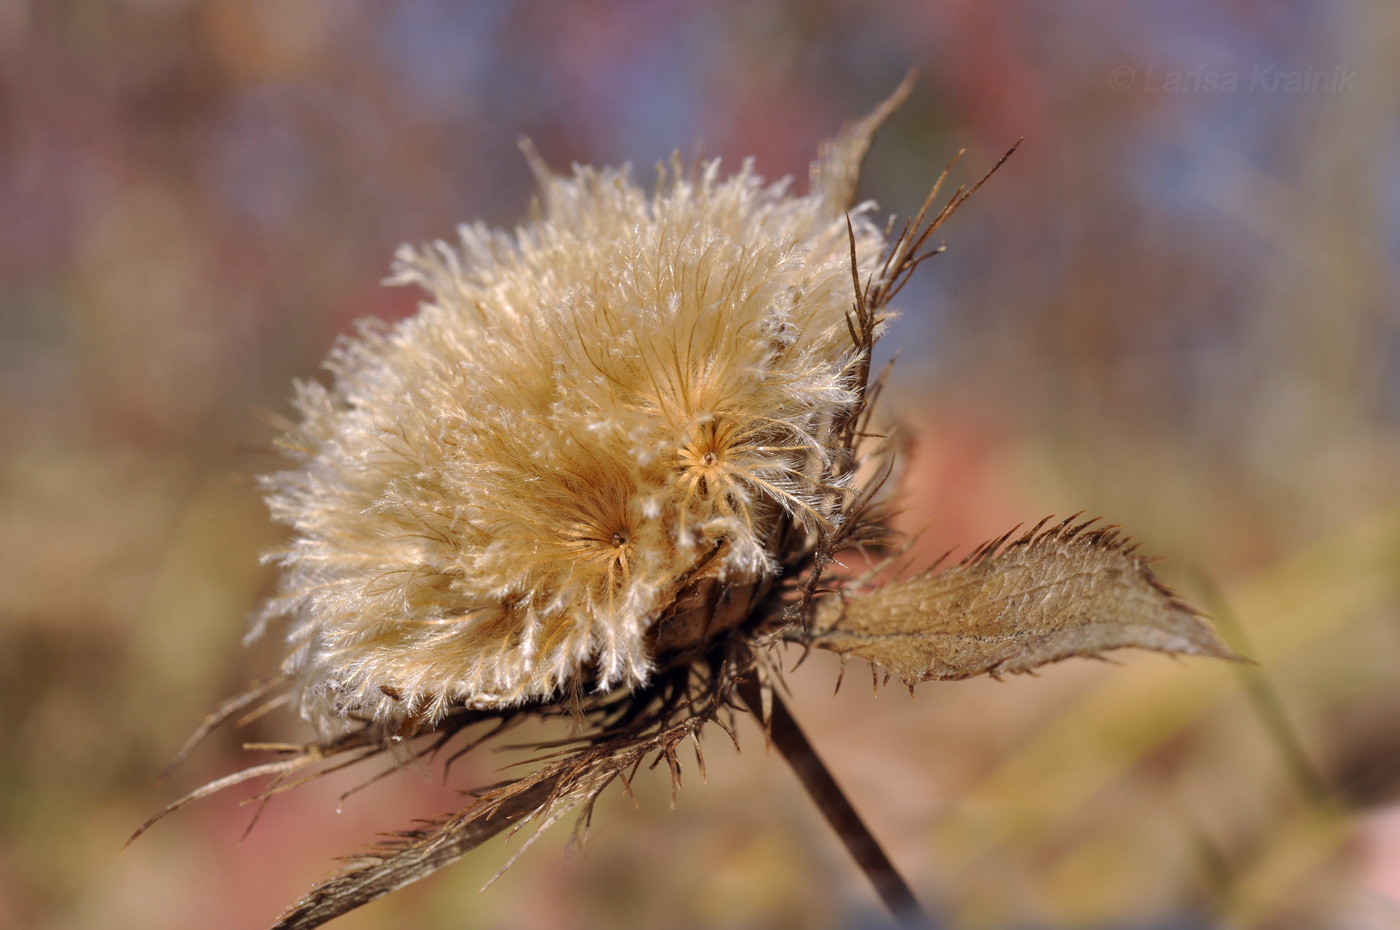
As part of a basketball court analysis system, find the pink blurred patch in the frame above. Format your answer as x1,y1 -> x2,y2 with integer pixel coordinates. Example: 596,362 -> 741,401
892,407 -> 1032,569
1359,802 -> 1400,902
185,760 -> 482,927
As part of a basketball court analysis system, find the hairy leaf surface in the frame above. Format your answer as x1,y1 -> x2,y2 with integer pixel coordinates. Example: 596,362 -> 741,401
802,517 -> 1238,683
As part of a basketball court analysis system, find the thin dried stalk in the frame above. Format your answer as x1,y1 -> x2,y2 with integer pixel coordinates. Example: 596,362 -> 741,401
738,678 -> 929,929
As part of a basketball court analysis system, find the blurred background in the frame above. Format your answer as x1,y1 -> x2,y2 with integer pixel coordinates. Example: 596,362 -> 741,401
3,2 -> 1399,928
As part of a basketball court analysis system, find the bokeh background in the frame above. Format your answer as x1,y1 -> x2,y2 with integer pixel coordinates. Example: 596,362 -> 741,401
3,2 -> 1399,928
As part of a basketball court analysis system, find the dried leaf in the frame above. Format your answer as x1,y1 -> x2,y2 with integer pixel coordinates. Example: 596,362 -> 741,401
271,775 -> 562,930
811,69 -> 917,211
798,516 -> 1240,684
254,665 -> 741,929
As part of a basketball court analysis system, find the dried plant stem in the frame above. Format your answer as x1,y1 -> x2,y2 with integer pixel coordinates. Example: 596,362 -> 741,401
738,680 -> 928,928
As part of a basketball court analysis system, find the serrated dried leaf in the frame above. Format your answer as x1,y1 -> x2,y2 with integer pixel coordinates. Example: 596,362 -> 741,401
799,516 -> 1240,684
254,668 -> 739,929
271,775 -> 561,930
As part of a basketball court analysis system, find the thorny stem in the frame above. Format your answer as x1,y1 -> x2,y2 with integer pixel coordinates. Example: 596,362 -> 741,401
737,679 -> 929,929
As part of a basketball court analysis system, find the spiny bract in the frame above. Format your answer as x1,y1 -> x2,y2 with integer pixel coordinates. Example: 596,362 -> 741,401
257,147 -> 889,729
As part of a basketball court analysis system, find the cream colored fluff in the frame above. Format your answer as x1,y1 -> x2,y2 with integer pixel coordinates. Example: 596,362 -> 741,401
257,149 -> 889,730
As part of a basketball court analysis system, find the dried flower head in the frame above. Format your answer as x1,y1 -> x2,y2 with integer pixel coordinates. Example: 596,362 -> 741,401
257,142 -> 884,729
141,77 -> 1238,930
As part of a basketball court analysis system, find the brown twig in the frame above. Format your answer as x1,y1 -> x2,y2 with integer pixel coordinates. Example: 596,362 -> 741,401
737,678 -> 929,928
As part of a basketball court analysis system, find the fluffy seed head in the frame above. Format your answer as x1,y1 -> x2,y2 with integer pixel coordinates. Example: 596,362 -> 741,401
258,145 -> 890,730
